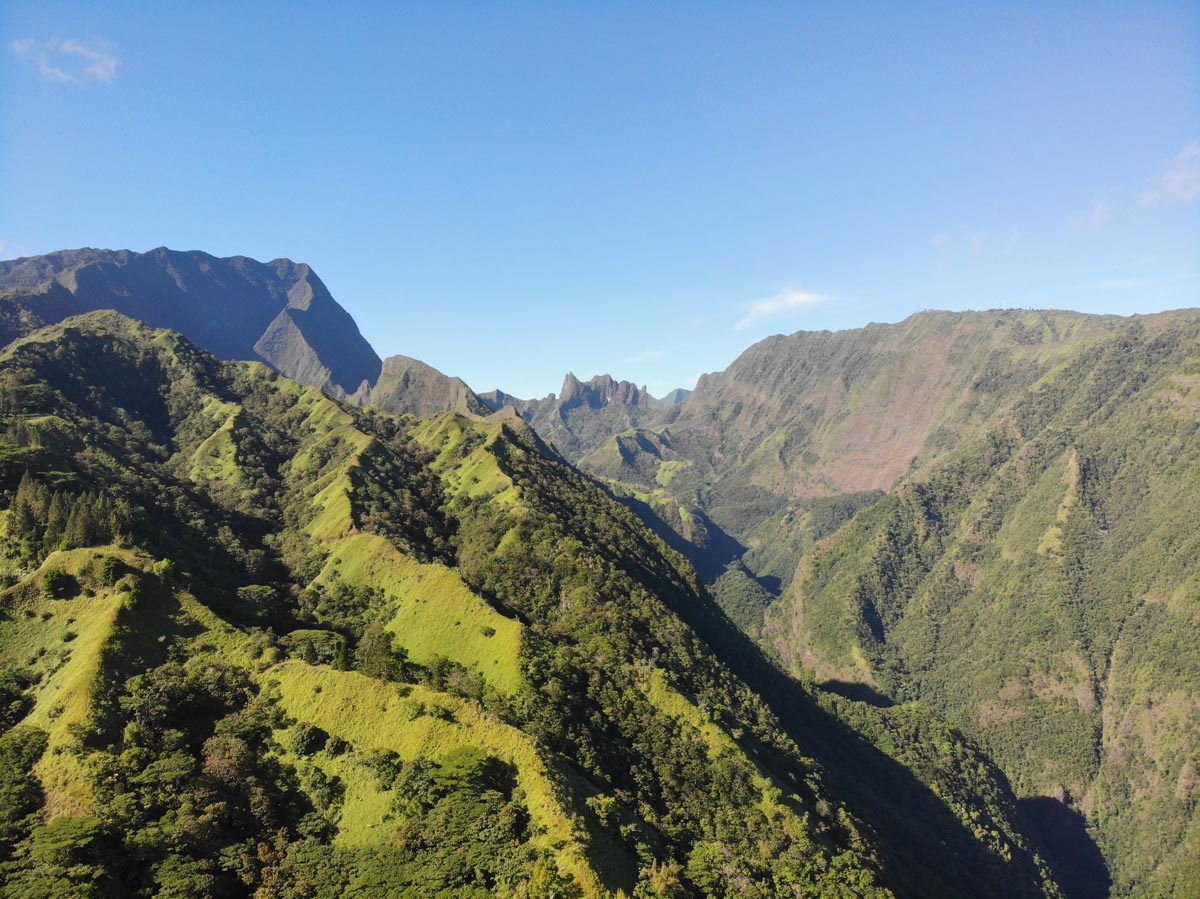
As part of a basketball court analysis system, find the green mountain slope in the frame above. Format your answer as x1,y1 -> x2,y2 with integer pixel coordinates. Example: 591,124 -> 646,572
530,308 -> 1200,897
766,311 -> 1200,896
577,311 -> 1141,564
0,313 -> 1060,897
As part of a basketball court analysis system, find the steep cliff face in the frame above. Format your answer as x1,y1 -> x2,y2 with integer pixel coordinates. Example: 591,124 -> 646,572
559,373 -> 653,410
0,247 -> 382,395
762,310 -> 1200,896
480,373 -> 687,458
667,310 -> 1130,500
357,354 -> 491,417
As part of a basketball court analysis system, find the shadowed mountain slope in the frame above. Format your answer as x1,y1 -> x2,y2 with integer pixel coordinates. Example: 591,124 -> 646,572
551,308 -> 1200,896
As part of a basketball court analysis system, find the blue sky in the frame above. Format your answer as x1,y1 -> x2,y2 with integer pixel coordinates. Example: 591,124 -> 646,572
2,2 -> 1198,398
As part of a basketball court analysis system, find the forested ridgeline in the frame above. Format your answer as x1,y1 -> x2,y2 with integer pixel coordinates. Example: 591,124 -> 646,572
0,312 -> 1063,897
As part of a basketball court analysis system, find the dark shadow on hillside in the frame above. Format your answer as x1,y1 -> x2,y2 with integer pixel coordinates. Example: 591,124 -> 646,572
633,567 -> 1055,897
1019,796 -> 1111,899
688,509 -> 749,582
755,573 -> 783,596
507,437 -> 1064,897
820,679 -> 895,708
613,493 -> 746,582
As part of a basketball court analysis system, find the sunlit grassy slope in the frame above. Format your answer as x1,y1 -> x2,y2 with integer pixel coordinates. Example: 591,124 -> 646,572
267,660 -> 600,890
316,534 -> 522,694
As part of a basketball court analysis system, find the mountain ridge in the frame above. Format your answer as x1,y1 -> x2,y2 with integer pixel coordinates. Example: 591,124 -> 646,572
0,246 -> 383,396
0,310 -> 1062,896
1,244 -> 1196,896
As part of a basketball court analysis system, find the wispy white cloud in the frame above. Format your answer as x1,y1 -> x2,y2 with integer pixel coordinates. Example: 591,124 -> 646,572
1071,199 -> 1113,229
1139,141 -> 1200,206
624,349 -> 664,365
929,233 -> 949,247
62,38 -> 119,82
1093,272 -> 1198,295
735,287 -> 829,331
10,37 -> 119,84
10,37 -> 71,81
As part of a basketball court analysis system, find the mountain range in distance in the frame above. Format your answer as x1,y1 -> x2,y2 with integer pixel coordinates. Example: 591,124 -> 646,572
0,247 -> 689,422
0,245 -> 1196,898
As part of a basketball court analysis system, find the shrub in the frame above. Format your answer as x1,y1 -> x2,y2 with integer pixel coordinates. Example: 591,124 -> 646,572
96,555 -> 123,586
40,568 -> 74,600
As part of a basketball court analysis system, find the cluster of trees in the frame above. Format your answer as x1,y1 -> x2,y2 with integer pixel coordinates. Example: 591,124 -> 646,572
0,649 -> 577,897
349,420 -> 456,565
291,578 -> 418,682
0,719 -> 47,874
7,472 -> 131,563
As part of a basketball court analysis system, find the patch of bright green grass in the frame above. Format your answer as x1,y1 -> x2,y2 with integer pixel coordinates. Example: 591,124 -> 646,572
0,549 -> 139,817
317,535 -> 522,694
266,660 -> 600,892
411,413 -> 520,504
654,459 -> 691,488
186,396 -> 245,486
176,590 -> 260,667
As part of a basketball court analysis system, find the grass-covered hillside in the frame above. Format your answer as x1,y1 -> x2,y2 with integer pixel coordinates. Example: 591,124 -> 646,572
767,310 -> 1200,896
0,312 -> 1063,897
